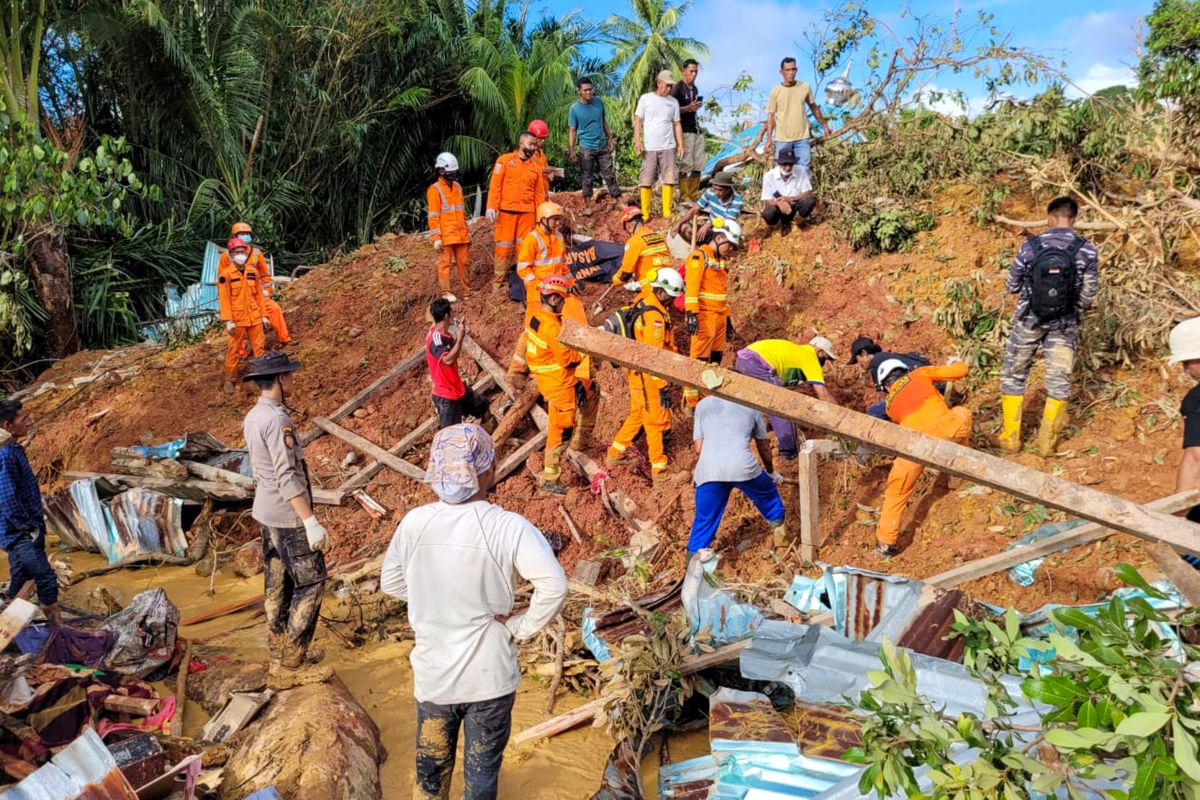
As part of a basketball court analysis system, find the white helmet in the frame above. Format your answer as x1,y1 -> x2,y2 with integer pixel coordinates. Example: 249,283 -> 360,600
874,358 -> 910,388
712,217 -> 742,246
649,267 -> 684,297
435,152 -> 459,171
1169,318 -> 1200,364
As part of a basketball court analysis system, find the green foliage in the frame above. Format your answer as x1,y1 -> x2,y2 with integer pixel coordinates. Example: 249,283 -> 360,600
1138,0 -> 1200,120
604,0 -> 708,105
849,208 -> 934,254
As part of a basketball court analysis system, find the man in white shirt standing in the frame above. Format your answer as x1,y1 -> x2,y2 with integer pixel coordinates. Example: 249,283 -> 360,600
759,149 -> 817,235
634,69 -> 684,221
381,423 -> 567,800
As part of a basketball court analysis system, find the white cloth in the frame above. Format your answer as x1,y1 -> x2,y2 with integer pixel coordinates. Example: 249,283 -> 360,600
635,92 -> 681,151
380,500 -> 568,704
692,396 -> 770,485
760,165 -> 811,201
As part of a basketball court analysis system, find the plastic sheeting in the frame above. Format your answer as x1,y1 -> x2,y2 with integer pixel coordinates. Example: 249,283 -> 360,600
1004,519 -> 1088,586
99,589 -> 180,679
658,750 -> 861,799
682,552 -> 763,645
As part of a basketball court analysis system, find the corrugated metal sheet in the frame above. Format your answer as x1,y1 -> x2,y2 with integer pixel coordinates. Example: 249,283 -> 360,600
43,490 -> 98,552
143,242 -> 275,342
108,489 -> 187,561
896,590 -> 967,662
787,703 -> 862,761
659,752 -> 861,799
833,566 -> 922,643
5,728 -> 138,799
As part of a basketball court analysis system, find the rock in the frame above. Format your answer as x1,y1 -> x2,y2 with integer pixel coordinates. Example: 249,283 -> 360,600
352,408 -> 371,419
220,680 -> 384,800
348,327 -> 363,339
234,540 -> 264,578
188,654 -> 269,715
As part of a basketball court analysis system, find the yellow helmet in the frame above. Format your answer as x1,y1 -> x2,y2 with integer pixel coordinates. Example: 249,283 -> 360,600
231,221 -> 252,236
537,202 -> 565,222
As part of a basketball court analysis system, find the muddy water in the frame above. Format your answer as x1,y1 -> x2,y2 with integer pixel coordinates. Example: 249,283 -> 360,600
47,550 -> 624,798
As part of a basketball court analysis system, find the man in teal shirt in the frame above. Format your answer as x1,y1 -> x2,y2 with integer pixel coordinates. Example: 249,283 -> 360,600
568,77 -> 621,215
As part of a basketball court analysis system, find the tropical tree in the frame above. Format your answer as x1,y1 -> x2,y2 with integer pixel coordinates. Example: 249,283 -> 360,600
1138,0 -> 1200,122
604,0 -> 708,104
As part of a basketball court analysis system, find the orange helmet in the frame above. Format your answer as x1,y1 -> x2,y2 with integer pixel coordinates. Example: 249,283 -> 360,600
231,221 -> 252,236
621,206 -> 644,226
539,274 -> 572,298
227,237 -> 249,252
537,201 -> 564,222
528,119 -> 549,138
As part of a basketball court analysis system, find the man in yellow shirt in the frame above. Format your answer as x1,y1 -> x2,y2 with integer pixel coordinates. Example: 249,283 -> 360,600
734,336 -> 838,459
764,57 -> 828,181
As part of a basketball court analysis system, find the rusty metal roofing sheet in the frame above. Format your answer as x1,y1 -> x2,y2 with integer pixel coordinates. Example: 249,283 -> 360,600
5,728 -> 138,799
108,489 -> 187,561
896,589 -> 968,662
833,566 -> 923,643
786,702 -> 863,761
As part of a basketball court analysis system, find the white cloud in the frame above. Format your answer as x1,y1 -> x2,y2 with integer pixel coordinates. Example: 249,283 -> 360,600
1067,62 -> 1137,97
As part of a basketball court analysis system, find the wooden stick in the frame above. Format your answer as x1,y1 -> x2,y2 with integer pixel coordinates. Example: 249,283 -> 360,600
184,461 -> 253,488
300,345 -> 426,445
558,322 -> 1200,554
545,615 -> 566,715
172,640 -> 192,737
492,384 -> 541,447
313,417 -> 428,483
495,431 -> 548,482
558,505 -> 584,545
1145,542 -> 1200,606
180,595 -> 264,626
994,214 -> 1120,231
71,552 -> 193,583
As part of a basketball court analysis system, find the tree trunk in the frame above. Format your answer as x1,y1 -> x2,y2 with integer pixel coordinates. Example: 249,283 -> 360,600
27,231 -> 77,358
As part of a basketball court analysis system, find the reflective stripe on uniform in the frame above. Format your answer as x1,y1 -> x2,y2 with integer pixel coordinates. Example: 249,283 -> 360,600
526,329 -> 549,349
609,441 -> 628,453
433,182 -> 465,212
699,292 -> 728,301
529,363 -> 564,373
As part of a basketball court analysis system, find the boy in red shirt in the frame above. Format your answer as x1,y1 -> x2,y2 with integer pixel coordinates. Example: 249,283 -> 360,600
427,299 -> 490,428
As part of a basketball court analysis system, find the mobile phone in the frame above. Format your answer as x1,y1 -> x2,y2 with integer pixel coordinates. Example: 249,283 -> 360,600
774,191 -> 782,198
697,96 -> 704,102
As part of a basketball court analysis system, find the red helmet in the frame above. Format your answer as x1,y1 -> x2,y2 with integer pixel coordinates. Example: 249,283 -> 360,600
621,206 -> 644,226
528,119 -> 549,138
539,274 -> 572,297
227,237 -> 248,252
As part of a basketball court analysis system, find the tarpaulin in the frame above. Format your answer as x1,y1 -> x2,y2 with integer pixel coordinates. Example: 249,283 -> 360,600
99,590 -> 179,679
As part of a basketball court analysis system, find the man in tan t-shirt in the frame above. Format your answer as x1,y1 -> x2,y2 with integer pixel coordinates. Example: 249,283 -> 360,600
765,56 -> 829,181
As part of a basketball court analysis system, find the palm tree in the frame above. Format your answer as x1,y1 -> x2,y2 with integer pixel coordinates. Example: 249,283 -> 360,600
605,0 -> 708,104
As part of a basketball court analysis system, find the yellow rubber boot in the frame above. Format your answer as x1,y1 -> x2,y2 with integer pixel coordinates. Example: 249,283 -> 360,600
640,187 -> 653,221
1036,397 -> 1068,457
997,395 -> 1023,453
662,185 -> 674,218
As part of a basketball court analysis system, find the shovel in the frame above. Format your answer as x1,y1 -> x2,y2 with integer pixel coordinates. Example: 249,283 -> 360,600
591,284 -> 616,317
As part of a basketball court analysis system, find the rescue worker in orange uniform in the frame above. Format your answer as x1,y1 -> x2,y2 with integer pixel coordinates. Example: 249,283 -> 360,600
873,356 -> 971,559
528,119 -> 556,192
525,275 -> 599,494
487,131 -> 546,287
427,152 -> 472,300
218,237 -> 267,394
612,206 -> 672,290
230,222 -> 292,348
682,218 -> 742,408
606,267 -> 684,480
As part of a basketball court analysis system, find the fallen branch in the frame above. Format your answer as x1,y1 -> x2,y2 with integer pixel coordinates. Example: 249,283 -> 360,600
71,552 -> 194,583
993,214 -> 1120,231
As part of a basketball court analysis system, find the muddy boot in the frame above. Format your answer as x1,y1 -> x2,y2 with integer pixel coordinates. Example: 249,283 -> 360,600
493,255 -> 513,288
268,632 -> 284,670
1036,397 -> 1067,457
996,395 -> 1023,453
771,524 -> 790,549
268,645 -> 332,690
537,479 -> 568,496
40,603 -> 63,628
651,471 -> 669,487
604,452 -> 628,468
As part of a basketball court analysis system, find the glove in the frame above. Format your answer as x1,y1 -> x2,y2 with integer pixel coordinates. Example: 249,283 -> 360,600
946,356 -> 963,365
303,516 -> 328,552
769,470 -> 785,485
658,386 -> 673,410
623,281 -> 641,293
433,239 -> 442,251
262,317 -> 271,329
486,209 -> 498,223
225,321 -> 236,334
686,312 -> 699,336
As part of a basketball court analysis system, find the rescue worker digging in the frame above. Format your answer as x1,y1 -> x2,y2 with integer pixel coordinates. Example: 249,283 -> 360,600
682,218 -> 742,409
230,221 -> 292,349
218,237 -> 267,394
612,206 -> 672,290
605,267 -> 685,481
488,132 -> 547,287
427,152 -> 472,300
526,275 -> 599,494
873,356 -> 972,559
241,352 -> 332,689
734,336 -> 840,459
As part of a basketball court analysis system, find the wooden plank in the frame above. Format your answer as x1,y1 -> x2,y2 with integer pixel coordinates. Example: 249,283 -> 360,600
1145,542 -> 1200,606
181,595 -> 264,626
103,694 -> 160,717
0,599 -> 37,652
559,322 -> 1200,554
63,471 -> 249,501
172,640 -> 192,737
495,431 -> 548,482
111,448 -> 189,481
797,448 -> 821,563
926,489 -> 1200,589
313,417 -> 428,484
184,461 -> 253,488
311,489 -> 343,507
300,345 -> 425,445
463,336 -> 549,428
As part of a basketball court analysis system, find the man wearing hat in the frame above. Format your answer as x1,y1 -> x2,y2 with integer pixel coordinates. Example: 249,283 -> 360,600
849,336 -> 938,419
733,337 -> 840,459
760,149 -> 816,234
633,70 -> 684,220
381,424 -> 566,800
671,171 -> 744,244
241,352 -> 331,689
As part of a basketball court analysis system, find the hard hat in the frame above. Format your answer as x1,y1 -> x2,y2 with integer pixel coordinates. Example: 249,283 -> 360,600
649,267 -> 684,297
227,237 -> 249,252
711,217 -> 742,246
231,221 -> 252,235
435,152 -> 459,171
1169,318 -> 1200,364
528,119 -> 549,138
621,206 -> 644,226
809,335 -> 837,361
874,357 -> 909,387
537,201 -> 565,222
539,274 -> 572,298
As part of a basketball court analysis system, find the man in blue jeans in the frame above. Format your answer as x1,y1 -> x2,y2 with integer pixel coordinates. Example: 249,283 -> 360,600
0,400 -> 61,626
568,77 -> 621,216
764,57 -> 829,181
689,394 -> 789,552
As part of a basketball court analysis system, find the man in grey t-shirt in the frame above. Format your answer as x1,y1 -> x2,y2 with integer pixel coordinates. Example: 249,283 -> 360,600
689,395 -> 788,553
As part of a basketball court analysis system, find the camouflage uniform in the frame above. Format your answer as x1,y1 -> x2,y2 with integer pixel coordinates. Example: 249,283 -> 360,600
999,228 -> 1099,401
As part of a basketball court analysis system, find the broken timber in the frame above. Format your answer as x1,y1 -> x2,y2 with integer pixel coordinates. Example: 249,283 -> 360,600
63,470 -> 343,506
559,322 -> 1200,554
313,417 -> 428,483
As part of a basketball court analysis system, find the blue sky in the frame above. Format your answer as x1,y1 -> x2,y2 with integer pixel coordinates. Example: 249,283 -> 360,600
534,0 -> 1151,124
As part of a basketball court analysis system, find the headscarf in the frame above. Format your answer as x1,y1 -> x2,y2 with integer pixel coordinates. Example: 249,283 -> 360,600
425,423 -> 496,504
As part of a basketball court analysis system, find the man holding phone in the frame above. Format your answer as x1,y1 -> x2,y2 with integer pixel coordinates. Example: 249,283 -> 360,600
671,59 -> 705,202
760,149 -> 816,235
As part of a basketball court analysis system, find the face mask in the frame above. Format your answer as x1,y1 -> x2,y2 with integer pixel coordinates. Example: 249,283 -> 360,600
239,234 -> 252,244
443,171 -> 458,182
233,253 -> 249,265
521,147 -> 536,159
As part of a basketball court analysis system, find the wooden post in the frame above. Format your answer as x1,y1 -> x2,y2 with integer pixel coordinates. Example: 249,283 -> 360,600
312,418 -> 428,484
797,447 -> 821,562
1144,542 -> 1200,606
558,322 -> 1200,554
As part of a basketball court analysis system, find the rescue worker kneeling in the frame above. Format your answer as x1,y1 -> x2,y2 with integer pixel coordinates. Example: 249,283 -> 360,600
682,218 -> 741,409
526,275 -> 599,494
873,356 -> 971,559
606,267 -> 684,481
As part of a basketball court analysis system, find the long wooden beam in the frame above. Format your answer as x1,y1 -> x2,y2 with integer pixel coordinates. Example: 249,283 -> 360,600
558,321 -> 1200,554
312,417 -> 428,484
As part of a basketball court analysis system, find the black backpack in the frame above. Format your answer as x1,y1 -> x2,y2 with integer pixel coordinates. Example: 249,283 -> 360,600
1026,234 -> 1085,321
600,301 -> 655,339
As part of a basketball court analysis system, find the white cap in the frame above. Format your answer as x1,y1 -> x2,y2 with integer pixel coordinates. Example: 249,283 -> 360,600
1169,318 -> 1200,364
809,335 -> 837,361
874,358 -> 910,387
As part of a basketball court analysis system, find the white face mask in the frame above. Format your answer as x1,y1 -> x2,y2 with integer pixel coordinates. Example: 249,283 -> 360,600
233,253 -> 249,265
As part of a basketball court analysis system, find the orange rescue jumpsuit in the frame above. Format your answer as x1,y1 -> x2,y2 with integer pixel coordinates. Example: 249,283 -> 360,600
488,150 -> 546,275
525,309 -> 597,483
509,228 -> 589,386
606,289 -> 676,474
218,253 -> 266,381
427,178 -> 471,294
236,248 -> 290,357
613,225 -> 672,286
682,244 -> 730,407
876,362 -> 972,546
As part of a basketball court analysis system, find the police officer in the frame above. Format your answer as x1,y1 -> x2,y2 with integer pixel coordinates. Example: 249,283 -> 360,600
241,352 -> 331,689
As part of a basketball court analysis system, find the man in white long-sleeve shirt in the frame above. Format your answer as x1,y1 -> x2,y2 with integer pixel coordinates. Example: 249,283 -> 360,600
381,423 -> 567,800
